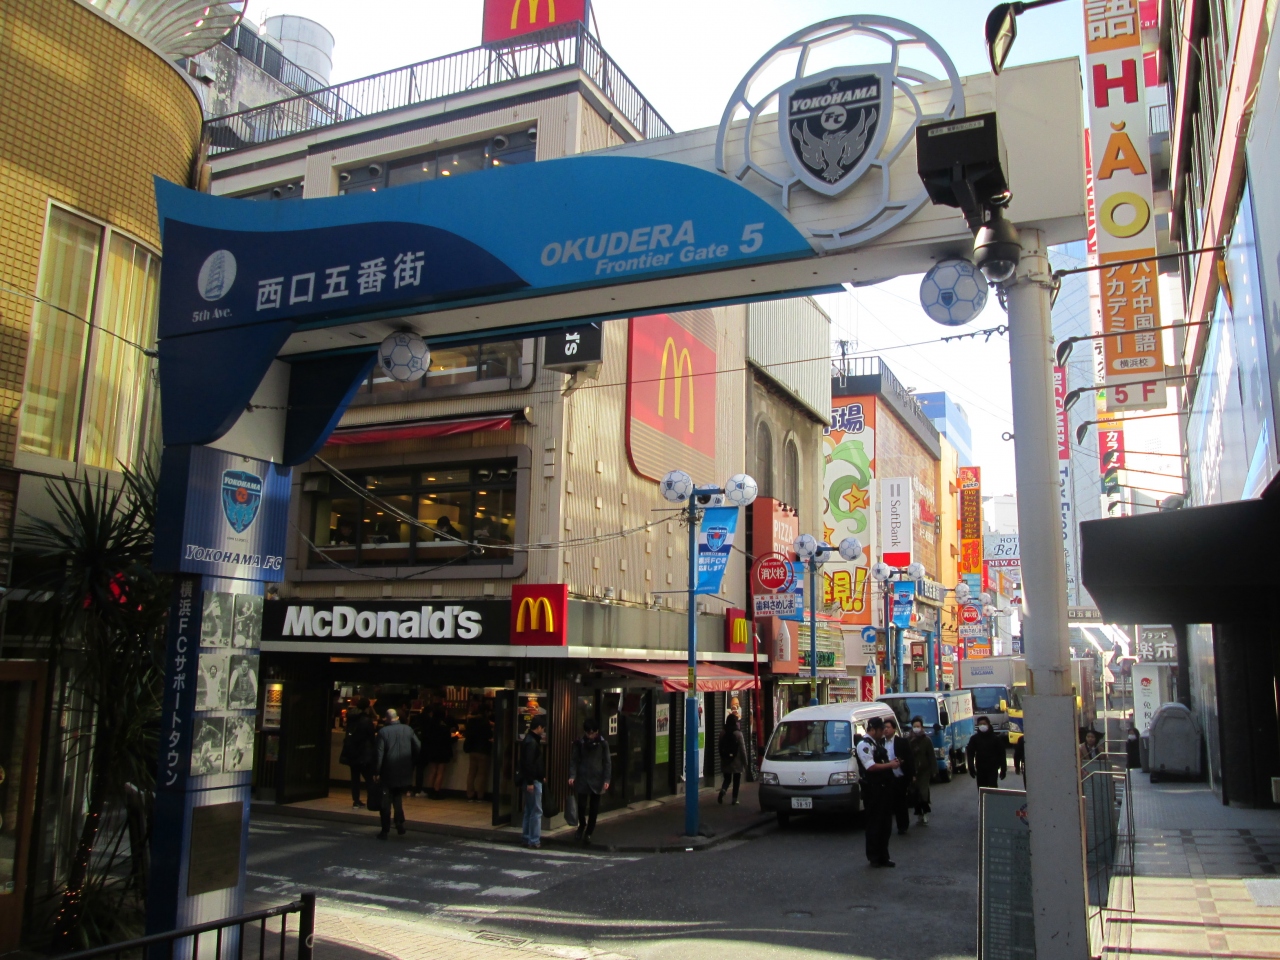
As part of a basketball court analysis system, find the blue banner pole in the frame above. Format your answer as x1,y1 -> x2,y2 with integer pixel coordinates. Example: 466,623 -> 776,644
808,561 -> 818,705
685,498 -> 700,839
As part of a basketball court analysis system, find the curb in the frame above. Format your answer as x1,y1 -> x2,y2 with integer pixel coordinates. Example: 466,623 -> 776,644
250,798 -> 773,853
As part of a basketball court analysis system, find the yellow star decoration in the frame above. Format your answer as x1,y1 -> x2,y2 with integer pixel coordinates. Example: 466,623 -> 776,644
822,523 -> 835,544
841,485 -> 870,512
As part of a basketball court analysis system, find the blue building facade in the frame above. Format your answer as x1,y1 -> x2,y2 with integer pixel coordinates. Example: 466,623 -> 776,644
915,392 -> 974,466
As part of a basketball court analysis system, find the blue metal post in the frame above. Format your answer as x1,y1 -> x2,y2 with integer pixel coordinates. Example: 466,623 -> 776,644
684,498 -> 700,838
808,560 -> 818,705
927,629 -> 937,692
895,619 -> 906,693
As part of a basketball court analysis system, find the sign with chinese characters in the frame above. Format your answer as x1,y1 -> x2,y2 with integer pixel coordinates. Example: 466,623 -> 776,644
1132,662 -> 1164,733
752,498 -> 800,674
154,445 -> 291,582
959,465 -> 983,576
1082,0 -> 1167,412
978,789 -> 1035,959
1136,624 -> 1177,661
754,593 -> 802,617
880,477 -> 913,567
891,580 -> 916,629
627,312 -> 718,482
823,397 -> 875,625
1098,414 -> 1126,471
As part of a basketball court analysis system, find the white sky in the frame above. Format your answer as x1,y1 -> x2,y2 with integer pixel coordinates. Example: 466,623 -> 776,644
249,1 -> 1090,494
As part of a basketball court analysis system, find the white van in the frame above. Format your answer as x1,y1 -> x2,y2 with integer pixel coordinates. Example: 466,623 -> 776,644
757,701 -> 897,826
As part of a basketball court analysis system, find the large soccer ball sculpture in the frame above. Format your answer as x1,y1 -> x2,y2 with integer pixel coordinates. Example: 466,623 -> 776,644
660,469 -> 694,503
919,259 -> 988,326
378,331 -> 430,381
723,473 -> 759,507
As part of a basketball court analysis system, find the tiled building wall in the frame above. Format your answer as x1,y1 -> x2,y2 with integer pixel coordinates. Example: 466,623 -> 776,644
0,0 -> 202,465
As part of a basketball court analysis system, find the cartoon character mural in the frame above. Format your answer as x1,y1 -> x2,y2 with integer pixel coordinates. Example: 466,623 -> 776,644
823,397 -> 875,626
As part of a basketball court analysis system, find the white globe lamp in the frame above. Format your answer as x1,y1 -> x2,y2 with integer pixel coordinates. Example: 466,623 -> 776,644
792,534 -> 819,562
837,537 -> 864,561
870,562 -> 892,582
906,562 -> 926,581
723,473 -> 759,507
955,581 -> 971,602
660,469 -> 694,503
979,592 -> 993,606
919,259 -> 988,326
378,331 -> 430,382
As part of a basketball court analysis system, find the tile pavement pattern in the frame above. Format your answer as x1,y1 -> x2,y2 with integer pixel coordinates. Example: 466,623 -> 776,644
0,0 -> 201,464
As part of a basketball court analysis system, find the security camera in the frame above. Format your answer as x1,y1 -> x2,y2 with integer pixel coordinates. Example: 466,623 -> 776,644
915,112 -> 1021,282
527,127 -> 538,142
368,164 -> 382,177
493,134 -> 510,150
339,171 -> 351,183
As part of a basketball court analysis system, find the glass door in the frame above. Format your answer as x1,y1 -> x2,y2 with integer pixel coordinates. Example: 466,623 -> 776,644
490,691 -> 515,825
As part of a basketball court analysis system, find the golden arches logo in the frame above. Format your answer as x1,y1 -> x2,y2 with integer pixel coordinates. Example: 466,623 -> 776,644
657,337 -> 695,433
732,617 -> 752,647
510,0 -> 557,28
516,596 -> 555,633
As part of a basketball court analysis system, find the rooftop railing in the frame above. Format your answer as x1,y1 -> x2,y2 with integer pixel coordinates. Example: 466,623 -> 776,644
206,23 -> 672,155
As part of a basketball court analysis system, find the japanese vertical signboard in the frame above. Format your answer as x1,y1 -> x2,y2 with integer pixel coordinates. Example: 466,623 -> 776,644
752,498 -> 799,674
1083,0 -> 1166,412
823,398 -> 875,624
959,466 -> 982,576
1054,366 -> 1079,604
1132,663 -> 1163,734
880,477 -> 913,567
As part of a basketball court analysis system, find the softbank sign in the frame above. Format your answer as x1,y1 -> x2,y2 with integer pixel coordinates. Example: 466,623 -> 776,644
263,600 -> 510,646
282,605 -> 483,639
880,477 -> 914,567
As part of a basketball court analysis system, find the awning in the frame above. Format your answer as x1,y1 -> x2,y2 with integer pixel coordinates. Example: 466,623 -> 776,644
325,414 -> 513,446
598,661 -> 757,693
1080,496 -> 1279,623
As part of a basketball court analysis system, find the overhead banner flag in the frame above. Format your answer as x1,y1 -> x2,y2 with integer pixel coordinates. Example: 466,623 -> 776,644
891,580 -> 916,629
695,506 -> 738,595
1083,0 -> 1167,412
880,477 -> 913,567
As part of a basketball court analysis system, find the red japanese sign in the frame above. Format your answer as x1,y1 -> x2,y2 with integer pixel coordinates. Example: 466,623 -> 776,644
755,554 -> 790,591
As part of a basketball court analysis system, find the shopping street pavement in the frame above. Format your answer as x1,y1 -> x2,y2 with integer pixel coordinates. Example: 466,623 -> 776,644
246,771 -> 1001,960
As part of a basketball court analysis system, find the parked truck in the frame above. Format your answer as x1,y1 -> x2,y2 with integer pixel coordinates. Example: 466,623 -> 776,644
958,656 -> 1028,743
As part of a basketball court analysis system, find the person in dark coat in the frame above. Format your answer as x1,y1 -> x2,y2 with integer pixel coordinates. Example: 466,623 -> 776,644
1013,735 -> 1026,777
463,703 -> 493,802
966,715 -> 1008,789
423,708 -> 457,799
340,699 -> 377,808
717,713 -> 748,805
568,718 -> 612,845
518,716 -> 547,848
906,715 -> 935,825
882,717 -> 915,835
1125,724 -> 1141,770
374,708 -> 420,839
855,716 -> 901,868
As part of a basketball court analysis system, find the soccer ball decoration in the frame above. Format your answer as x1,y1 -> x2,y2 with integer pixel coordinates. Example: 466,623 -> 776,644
792,534 -> 819,562
838,537 -> 864,561
660,469 -> 694,503
723,473 -> 759,507
919,258 -> 988,326
378,331 -> 430,381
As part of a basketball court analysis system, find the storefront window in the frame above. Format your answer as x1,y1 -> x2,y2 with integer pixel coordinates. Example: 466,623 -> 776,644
309,462 -> 517,568
339,131 -> 535,195
18,205 -> 160,470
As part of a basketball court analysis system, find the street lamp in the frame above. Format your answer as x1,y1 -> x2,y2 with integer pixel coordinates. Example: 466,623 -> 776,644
791,534 -> 863,706
870,559 -> 926,693
660,468 -> 757,840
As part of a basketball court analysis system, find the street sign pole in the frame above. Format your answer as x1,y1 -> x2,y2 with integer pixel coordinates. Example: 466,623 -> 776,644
685,496 -> 701,839
808,560 -> 818,705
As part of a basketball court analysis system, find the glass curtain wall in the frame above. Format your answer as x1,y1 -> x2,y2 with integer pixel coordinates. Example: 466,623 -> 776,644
18,206 -> 161,470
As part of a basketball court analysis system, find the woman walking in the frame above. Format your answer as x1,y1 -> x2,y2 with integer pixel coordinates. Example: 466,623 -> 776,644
907,715 -> 935,825
718,712 -> 747,805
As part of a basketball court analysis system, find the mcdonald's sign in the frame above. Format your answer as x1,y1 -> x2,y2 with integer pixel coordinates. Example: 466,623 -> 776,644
626,312 -> 717,483
725,608 -> 750,654
510,584 -> 568,645
482,0 -> 588,46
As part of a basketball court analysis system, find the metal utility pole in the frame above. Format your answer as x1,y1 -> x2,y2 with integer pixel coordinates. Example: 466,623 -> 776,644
1005,228 -> 1090,959
685,497 -> 700,839
807,560 -> 818,704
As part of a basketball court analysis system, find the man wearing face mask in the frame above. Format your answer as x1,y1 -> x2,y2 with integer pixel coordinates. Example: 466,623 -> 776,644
966,715 -> 1007,789
855,716 -> 901,868
906,715 -> 936,825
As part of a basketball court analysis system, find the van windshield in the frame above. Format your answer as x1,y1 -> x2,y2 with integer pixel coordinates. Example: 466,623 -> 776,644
971,686 -> 1009,712
766,720 -> 853,761
883,698 -> 940,727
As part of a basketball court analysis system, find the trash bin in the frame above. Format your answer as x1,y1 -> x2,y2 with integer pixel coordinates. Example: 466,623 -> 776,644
1147,702 -> 1201,782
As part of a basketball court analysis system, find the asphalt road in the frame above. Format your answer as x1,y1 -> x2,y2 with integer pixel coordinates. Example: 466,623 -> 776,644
247,768 -> 1024,960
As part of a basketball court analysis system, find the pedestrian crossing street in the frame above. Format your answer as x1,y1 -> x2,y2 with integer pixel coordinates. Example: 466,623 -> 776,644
247,821 -> 644,916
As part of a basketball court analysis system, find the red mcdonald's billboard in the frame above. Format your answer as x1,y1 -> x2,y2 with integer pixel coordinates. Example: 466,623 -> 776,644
482,0 -> 589,46
510,584 -> 569,646
626,311 -> 718,483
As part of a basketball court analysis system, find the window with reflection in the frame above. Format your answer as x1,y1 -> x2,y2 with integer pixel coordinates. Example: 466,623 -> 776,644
338,130 -> 536,194
308,462 -> 518,567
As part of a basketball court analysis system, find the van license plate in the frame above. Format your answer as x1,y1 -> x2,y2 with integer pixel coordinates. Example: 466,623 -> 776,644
791,797 -> 813,810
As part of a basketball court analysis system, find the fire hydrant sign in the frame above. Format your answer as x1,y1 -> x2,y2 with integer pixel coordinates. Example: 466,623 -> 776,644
1083,0 -> 1167,411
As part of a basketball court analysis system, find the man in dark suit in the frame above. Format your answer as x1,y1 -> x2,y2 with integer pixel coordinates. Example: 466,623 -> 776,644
882,717 -> 916,835
374,708 -> 420,839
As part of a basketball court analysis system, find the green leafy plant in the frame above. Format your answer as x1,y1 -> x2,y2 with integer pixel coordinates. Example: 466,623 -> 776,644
18,464 -> 169,950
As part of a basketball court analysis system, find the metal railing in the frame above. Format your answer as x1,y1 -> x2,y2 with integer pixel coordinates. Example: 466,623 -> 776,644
1149,102 -> 1171,137
57,894 -> 315,960
205,23 -> 672,155
220,26 -> 326,97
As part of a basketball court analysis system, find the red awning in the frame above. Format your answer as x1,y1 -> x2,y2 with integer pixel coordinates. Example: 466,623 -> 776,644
598,661 -> 757,693
325,415 -> 513,446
